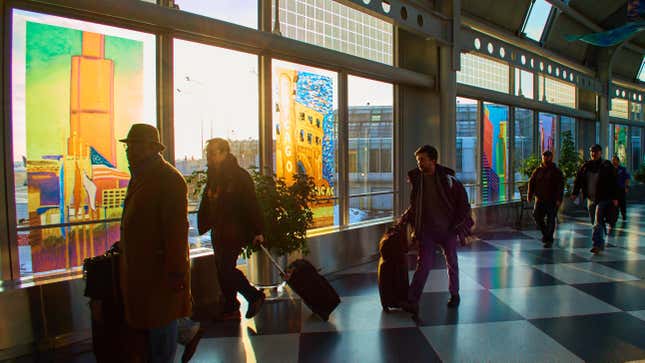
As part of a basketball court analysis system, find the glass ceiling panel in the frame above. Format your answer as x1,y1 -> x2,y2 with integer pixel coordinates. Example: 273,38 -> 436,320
521,0 -> 553,42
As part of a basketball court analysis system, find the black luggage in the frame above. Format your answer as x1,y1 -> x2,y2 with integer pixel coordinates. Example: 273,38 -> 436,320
83,243 -> 126,362
377,225 -> 409,312
260,245 -> 340,321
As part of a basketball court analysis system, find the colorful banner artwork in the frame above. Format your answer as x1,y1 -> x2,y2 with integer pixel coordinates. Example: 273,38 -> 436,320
539,113 -> 556,154
16,18 -> 147,273
482,104 -> 509,203
614,124 -> 628,165
273,63 -> 337,228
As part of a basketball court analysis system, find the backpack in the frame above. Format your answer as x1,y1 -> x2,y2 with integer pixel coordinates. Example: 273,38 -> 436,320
448,175 -> 476,246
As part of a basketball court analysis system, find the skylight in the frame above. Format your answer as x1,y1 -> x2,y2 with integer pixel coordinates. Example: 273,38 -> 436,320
521,0 -> 554,42
638,56 -> 645,82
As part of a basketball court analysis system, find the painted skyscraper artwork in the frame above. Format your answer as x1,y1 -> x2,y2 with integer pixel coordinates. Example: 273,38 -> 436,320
482,104 -> 508,203
19,21 -> 145,274
274,65 -> 337,228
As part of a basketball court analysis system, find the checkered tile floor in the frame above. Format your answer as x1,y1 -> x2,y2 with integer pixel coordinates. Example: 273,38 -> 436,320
36,204 -> 645,363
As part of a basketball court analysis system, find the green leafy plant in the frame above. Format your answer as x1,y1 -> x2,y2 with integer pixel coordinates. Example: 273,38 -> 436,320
634,163 -> 645,183
518,154 -> 541,180
186,168 -> 316,258
558,130 -> 583,194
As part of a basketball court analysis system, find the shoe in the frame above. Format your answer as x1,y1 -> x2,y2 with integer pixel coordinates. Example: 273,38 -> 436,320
543,241 -> 553,248
215,310 -> 241,321
447,294 -> 461,308
590,246 -> 601,254
181,327 -> 203,363
398,300 -> 419,317
245,293 -> 266,319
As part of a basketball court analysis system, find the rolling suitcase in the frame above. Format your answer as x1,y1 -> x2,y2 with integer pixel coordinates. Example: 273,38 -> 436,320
260,245 -> 340,321
377,225 -> 409,312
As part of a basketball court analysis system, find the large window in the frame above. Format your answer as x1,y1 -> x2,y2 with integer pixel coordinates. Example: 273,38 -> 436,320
458,53 -> 510,94
482,103 -> 510,203
348,76 -> 393,224
174,0 -> 258,29
514,69 -> 534,99
630,102 -> 643,121
539,113 -> 556,154
514,108 -> 534,199
174,39 -> 259,251
632,127 -> 642,171
274,0 -> 393,65
11,10 -> 156,278
272,60 -> 338,229
456,97 -> 478,204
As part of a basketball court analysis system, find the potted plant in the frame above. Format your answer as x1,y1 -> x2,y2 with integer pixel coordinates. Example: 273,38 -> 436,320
557,131 -> 583,215
634,163 -> 645,184
186,168 -> 316,287
517,154 -> 541,198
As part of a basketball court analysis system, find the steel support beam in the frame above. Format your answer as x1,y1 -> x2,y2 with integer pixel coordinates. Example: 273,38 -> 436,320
457,83 -> 596,120
334,0 -> 451,44
9,0 -> 434,88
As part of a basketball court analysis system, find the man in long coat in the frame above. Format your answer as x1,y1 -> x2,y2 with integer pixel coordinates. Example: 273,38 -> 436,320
119,124 -> 191,361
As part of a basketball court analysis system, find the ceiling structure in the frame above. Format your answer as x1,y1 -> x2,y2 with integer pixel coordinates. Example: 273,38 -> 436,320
461,0 -> 645,85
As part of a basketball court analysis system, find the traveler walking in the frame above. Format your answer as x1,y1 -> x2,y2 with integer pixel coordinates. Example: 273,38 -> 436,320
527,150 -> 564,248
571,144 -> 619,254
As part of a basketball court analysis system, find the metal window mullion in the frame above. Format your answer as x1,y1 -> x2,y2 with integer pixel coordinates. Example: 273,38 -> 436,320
393,81 -> 401,216
259,56 -> 272,174
338,71 -> 349,227
157,33 -> 174,163
1,2 -> 17,280
477,99 -> 483,205
534,109 -> 539,155
508,107 -> 515,201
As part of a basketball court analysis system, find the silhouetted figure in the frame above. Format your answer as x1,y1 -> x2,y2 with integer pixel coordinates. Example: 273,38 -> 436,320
612,155 -> 631,221
119,124 -> 191,362
528,150 -> 564,248
571,144 -> 619,254
197,138 -> 266,321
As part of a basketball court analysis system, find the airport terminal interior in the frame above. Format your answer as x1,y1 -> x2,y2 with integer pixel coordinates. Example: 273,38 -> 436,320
1,0 -> 645,362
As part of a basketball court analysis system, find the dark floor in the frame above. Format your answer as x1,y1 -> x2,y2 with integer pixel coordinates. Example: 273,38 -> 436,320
13,204 -> 645,363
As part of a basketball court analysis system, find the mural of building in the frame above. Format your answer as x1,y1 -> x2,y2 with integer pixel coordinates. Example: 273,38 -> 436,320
274,67 -> 336,228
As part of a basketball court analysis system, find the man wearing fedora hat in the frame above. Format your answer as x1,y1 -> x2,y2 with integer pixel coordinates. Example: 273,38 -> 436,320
118,123 -> 191,362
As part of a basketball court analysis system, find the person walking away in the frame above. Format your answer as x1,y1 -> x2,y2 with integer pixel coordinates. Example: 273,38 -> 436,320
571,144 -> 619,254
197,138 -> 266,321
398,145 -> 471,317
118,124 -> 191,362
527,150 -> 564,248
612,155 -> 631,221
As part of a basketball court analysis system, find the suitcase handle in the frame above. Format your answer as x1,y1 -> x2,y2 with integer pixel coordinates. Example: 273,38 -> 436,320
259,244 -> 287,279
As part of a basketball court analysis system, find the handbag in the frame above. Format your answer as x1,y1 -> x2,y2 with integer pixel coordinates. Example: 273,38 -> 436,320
83,242 -> 121,301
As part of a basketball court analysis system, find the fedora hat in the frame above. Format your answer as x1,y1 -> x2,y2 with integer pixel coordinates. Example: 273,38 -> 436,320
119,123 -> 165,150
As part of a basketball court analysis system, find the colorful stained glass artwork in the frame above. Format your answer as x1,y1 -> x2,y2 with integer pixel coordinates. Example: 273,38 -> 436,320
273,61 -> 337,228
614,124 -> 628,165
12,12 -> 153,275
482,104 -> 509,203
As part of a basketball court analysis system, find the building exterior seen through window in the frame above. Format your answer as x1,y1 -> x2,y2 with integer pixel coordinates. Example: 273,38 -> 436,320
514,108 -> 535,199
538,75 -> 576,109
11,10 -> 156,278
348,76 -> 393,224
273,0 -> 393,65
610,98 -> 629,119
